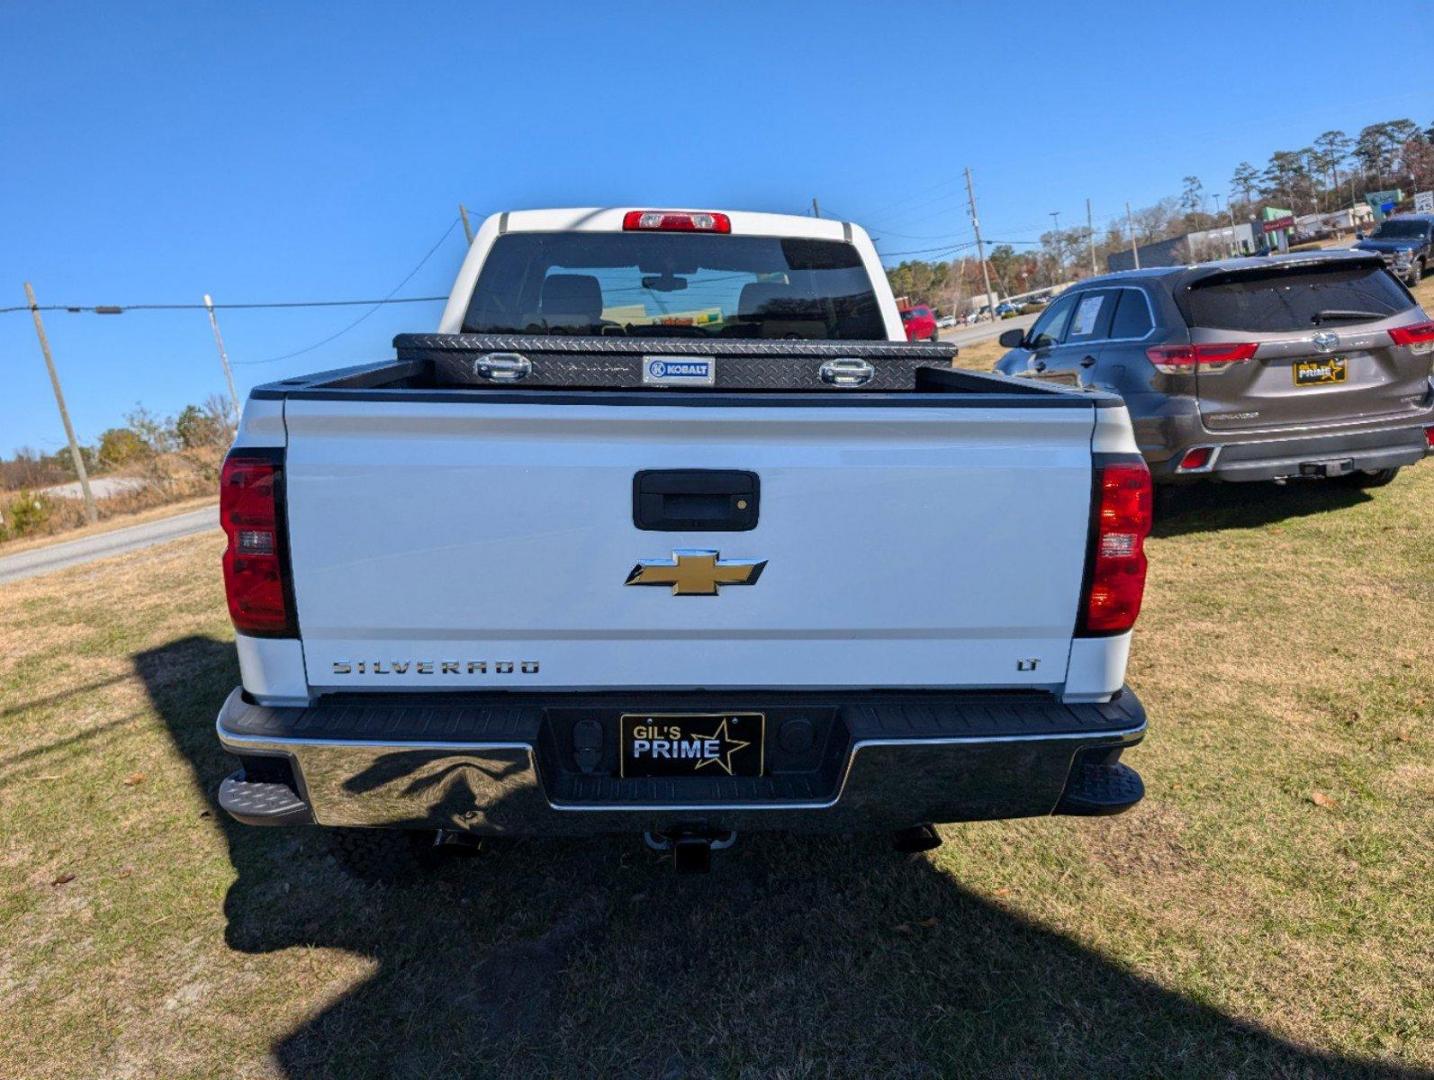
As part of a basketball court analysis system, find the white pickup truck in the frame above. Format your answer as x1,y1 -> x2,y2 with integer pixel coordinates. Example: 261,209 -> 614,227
215,208 -> 1153,873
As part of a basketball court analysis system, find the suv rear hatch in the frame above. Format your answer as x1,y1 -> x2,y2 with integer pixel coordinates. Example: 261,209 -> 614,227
1179,257 -> 1433,433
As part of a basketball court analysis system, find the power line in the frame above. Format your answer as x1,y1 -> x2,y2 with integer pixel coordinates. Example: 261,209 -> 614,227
3,215 -> 464,371
233,215 -> 462,366
876,240 -> 976,257
0,295 -> 449,316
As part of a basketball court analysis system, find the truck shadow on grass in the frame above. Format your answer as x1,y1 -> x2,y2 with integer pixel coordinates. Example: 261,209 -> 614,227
1152,479 -> 1369,539
137,635 -> 1415,1079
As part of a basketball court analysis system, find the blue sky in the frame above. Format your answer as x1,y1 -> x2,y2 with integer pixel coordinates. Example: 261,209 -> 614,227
2,0 -> 1430,453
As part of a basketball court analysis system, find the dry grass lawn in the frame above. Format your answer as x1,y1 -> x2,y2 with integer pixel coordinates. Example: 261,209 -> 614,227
1,465 -> 1430,1077
3,274 -> 1433,1077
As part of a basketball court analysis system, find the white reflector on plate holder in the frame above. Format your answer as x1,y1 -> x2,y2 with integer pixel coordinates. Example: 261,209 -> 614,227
622,210 -> 731,234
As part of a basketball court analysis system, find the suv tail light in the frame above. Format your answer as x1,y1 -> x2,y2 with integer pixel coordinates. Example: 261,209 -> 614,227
220,452 -> 295,636
1388,320 -> 1434,356
622,210 -> 731,234
1146,342 -> 1258,374
1079,457 -> 1153,636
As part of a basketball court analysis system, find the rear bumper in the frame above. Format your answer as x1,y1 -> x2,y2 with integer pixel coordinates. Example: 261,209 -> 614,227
1151,414 -> 1432,483
215,686 -> 1147,835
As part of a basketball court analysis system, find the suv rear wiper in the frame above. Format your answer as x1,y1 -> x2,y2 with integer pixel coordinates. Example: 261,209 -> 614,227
1311,309 -> 1385,324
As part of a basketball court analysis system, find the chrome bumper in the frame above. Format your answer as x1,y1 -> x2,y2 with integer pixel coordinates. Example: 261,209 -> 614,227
215,687 -> 1147,834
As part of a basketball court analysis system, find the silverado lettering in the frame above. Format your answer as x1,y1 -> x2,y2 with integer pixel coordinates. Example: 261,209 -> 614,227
331,660 -> 540,675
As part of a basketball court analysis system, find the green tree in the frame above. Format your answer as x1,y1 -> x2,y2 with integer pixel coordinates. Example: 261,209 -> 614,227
123,405 -> 175,454
1180,176 -> 1203,215
986,245 -> 1023,295
98,427 -> 149,468
1261,150 -> 1314,211
1311,130 -> 1352,200
1355,122 -> 1401,187
1231,162 -> 1259,211
174,404 -> 222,449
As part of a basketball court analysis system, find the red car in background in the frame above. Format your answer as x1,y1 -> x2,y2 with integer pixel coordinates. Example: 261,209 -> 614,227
899,303 -> 939,342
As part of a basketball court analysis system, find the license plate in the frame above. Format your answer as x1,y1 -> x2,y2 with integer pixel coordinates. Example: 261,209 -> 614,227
619,713 -> 764,778
1293,357 -> 1347,385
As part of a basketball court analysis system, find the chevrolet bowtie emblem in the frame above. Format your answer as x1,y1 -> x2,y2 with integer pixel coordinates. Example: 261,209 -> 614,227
625,549 -> 767,596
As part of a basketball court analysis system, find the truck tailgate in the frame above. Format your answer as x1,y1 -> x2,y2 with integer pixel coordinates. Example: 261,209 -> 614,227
282,398 -> 1096,692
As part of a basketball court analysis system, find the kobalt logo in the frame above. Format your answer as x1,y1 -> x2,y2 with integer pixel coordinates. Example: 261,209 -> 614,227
643,356 -> 714,385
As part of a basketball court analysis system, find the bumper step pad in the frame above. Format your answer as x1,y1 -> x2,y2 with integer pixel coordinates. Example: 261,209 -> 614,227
218,772 -> 313,826
1055,761 -> 1144,816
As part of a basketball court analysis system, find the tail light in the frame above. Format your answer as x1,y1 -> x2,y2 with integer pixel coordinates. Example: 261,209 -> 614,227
622,210 -> 731,234
1388,320 -> 1434,356
1079,457 -> 1153,636
1146,342 -> 1258,374
220,452 -> 294,636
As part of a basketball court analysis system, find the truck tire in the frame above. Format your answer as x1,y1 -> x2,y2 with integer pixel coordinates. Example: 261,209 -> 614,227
1335,467 -> 1400,489
327,827 -> 438,881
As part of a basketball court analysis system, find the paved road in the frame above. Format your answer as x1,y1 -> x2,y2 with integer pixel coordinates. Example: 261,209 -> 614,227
0,506 -> 218,585
939,313 -> 1038,347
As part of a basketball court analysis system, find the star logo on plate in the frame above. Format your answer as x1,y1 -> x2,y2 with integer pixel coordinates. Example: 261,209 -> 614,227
691,718 -> 752,776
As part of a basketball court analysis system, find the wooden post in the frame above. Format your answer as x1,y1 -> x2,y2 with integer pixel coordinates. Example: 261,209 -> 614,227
24,282 -> 98,524
203,294 -> 241,424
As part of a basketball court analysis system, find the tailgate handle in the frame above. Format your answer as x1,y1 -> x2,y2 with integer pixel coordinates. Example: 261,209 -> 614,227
633,470 -> 759,532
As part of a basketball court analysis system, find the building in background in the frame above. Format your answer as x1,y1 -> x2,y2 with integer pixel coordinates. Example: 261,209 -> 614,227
1188,223 -> 1259,261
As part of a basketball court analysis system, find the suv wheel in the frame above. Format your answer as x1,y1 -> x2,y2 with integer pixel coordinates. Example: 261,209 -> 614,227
1335,467 -> 1400,489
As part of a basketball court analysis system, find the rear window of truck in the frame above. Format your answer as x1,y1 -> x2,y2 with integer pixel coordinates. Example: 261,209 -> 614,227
1183,262 -> 1413,332
463,233 -> 885,339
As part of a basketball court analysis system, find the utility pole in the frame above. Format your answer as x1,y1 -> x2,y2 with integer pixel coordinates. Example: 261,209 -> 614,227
459,203 -> 474,244
203,294 -> 241,425
1125,201 -> 1141,269
1085,198 -> 1097,274
1049,211 -> 1063,278
811,197 -> 821,218
964,167 -> 997,321
24,283 -> 97,524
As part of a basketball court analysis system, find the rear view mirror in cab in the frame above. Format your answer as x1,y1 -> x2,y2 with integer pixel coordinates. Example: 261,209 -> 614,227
999,328 -> 1025,348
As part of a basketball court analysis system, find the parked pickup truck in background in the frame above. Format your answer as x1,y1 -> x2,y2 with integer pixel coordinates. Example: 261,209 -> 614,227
1353,213 -> 1434,287
215,207 -> 1153,874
